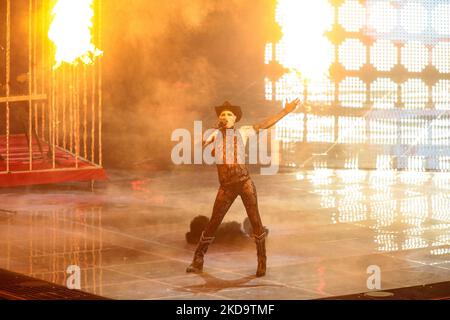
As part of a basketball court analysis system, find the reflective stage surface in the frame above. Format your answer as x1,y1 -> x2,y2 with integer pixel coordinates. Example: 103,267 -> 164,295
0,168 -> 449,299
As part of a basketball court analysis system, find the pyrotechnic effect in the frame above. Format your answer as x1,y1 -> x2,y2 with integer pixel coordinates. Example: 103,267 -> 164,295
0,0 -> 104,186
275,0 -> 333,81
48,0 -> 102,68
265,0 -> 334,105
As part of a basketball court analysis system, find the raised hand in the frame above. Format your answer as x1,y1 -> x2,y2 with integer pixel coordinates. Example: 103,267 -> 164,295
284,98 -> 300,113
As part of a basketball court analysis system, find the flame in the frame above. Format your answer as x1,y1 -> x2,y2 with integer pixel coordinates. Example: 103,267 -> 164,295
48,0 -> 102,68
275,0 -> 333,81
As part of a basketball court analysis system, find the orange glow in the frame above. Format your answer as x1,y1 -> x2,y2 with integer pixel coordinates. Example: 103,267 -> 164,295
48,0 -> 102,68
275,0 -> 333,81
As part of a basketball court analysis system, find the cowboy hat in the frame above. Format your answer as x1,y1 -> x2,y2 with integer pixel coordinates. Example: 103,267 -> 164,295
214,101 -> 242,122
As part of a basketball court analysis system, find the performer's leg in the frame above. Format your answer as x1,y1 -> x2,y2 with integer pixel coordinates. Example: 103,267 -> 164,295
186,185 -> 238,273
240,179 -> 264,236
203,185 -> 239,237
240,179 -> 266,277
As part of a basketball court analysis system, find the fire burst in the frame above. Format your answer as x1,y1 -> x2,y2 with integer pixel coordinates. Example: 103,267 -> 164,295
48,0 -> 102,68
275,0 -> 333,81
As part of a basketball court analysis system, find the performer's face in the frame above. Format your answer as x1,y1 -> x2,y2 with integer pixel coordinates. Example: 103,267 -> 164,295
219,110 -> 237,128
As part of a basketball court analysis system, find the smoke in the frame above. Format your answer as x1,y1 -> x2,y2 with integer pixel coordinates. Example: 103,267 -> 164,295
101,0 -> 275,169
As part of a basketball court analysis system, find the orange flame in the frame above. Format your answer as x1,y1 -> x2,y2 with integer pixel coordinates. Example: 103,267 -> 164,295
275,0 -> 334,81
48,0 -> 102,68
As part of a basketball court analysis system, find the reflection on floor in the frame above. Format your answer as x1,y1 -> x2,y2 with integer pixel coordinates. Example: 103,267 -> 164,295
321,281 -> 450,300
0,268 -> 107,300
0,168 -> 449,299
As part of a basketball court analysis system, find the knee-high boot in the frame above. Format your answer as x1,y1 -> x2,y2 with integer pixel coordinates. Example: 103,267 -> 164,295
254,232 -> 266,277
186,232 -> 215,273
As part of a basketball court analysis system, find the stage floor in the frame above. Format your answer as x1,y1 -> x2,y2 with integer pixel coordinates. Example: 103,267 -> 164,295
0,167 -> 449,299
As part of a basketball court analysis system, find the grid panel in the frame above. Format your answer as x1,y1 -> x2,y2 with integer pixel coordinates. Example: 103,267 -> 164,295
265,0 -> 450,170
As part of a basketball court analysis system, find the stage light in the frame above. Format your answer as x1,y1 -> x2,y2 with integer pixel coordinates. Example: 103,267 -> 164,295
432,80 -> 450,110
267,0 -> 450,171
312,160 -> 329,170
339,39 -> 367,71
309,168 -> 333,186
401,79 -> 428,109
339,0 -> 366,32
370,78 -> 397,109
264,43 -> 273,65
439,157 -> 450,172
432,194 -> 450,222
344,157 -> 359,169
307,78 -> 335,105
370,167 -> 396,187
433,173 -> 450,189
400,2 -> 427,34
320,194 -> 336,209
275,113 -> 304,142
375,233 -> 399,252
337,169 -> 367,183
430,248 -> 450,256
275,72 -> 302,102
432,42 -> 450,74
338,116 -> 366,143
337,203 -> 367,223
406,156 -> 426,171
400,197 -> 428,218
370,191 -> 393,202
401,236 -> 428,250
401,42 -> 429,73
369,119 -> 397,145
431,119 -> 450,146
370,40 -> 397,72
265,77 -> 273,101
339,77 -> 366,108
371,202 -> 396,227
400,170 -> 428,185
368,0 -> 397,33
306,115 -> 335,142
375,155 -> 394,170
275,42 -> 283,63
338,185 -> 365,204
431,3 -> 450,36
400,118 -> 428,145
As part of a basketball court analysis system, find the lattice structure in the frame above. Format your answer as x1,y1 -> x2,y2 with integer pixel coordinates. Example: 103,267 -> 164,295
265,0 -> 450,171
0,0 -> 106,187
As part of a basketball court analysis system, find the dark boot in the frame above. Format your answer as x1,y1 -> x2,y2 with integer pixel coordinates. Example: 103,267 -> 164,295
254,232 -> 266,277
186,232 -> 215,273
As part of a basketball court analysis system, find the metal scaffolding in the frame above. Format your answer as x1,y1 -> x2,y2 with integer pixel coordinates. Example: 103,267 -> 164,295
0,0 -> 106,187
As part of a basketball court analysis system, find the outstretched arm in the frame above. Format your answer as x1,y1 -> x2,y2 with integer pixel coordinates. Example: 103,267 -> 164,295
253,98 -> 300,132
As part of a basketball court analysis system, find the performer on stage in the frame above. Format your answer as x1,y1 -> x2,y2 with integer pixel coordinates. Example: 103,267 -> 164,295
186,99 -> 300,277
